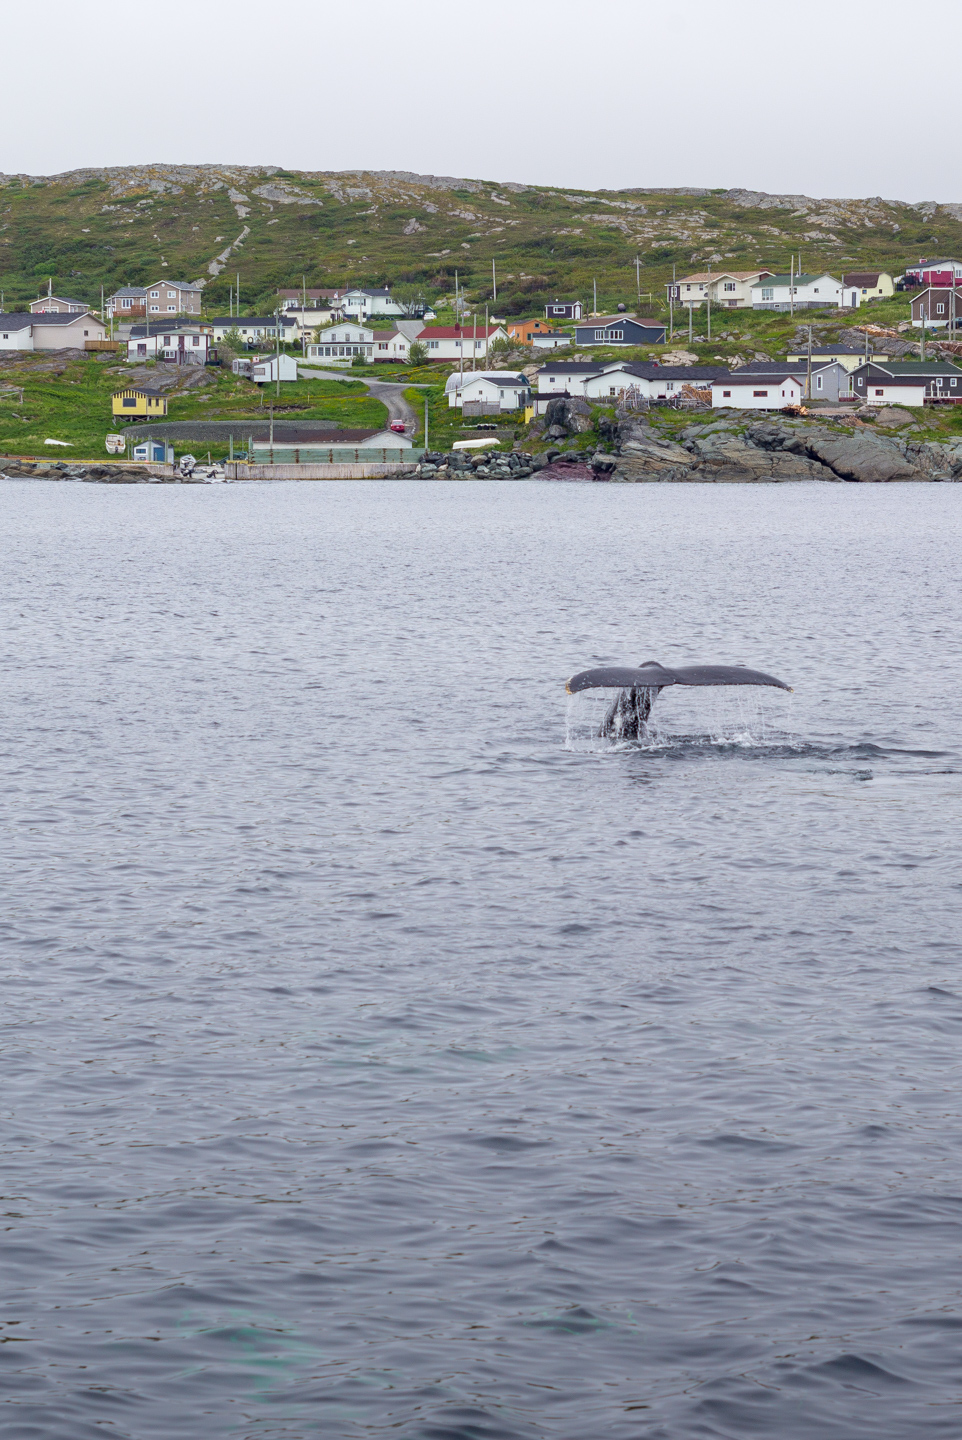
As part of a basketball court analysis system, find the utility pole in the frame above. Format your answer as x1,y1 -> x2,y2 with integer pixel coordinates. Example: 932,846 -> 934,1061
593,277 -> 597,316
472,307 -> 477,370
229,284 -> 233,318
275,305 -> 281,398
688,300 -> 693,346
706,262 -> 712,341
484,302 -> 489,364
492,258 -> 497,302
302,273 -> 307,359
806,323 -> 812,400
236,271 -> 240,316
424,396 -> 429,451
790,254 -> 795,320
635,254 -> 641,305
670,263 -> 675,339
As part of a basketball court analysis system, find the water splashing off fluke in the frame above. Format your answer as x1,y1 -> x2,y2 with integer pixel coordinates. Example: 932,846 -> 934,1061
565,661 -> 793,741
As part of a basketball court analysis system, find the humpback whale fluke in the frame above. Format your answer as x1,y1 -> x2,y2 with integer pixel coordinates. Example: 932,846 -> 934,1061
566,661 -> 792,741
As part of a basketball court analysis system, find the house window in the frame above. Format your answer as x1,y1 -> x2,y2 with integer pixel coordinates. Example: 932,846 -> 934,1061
167,291 -> 175,299
84,330 -> 89,336
193,336 -> 200,345
123,396 -> 136,407
761,288 -> 774,301
816,376 -> 822,389
137,343 -> 146,355
875,389 -> 884,395
609,386 -> 617,395
429,341 -> 439,349
952,380 -> 958,387
608,330 -> 623,340
753,390 -> 768,397
150,305 -> 159,312
150,290 -> 159,298
167,305 -> 176,312
938,303 -> 946,314
722,390 -> 731,397
723,282 -> 736,292
121,298 -> 131,309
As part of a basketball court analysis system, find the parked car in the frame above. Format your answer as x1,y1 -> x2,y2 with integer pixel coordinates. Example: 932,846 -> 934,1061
390,420 -> 406,434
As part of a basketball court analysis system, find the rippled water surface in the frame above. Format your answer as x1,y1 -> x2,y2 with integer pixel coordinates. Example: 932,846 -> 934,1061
4,479 -> 962,1439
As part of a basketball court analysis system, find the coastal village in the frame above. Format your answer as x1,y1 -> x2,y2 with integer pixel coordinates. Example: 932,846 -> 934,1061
5,247 -> 962,482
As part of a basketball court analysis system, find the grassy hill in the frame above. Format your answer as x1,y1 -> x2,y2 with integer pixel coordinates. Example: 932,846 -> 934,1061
1,164 -> 960,319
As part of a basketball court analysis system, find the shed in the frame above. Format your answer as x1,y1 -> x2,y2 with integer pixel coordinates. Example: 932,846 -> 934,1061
712,374 -> 804,409
111,386 -> 169,418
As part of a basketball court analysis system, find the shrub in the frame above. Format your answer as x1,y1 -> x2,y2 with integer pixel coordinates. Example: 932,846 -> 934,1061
408,340 -> 428,366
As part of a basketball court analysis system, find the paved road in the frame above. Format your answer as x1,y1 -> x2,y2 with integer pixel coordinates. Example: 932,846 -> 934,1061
299,365 -> 427,432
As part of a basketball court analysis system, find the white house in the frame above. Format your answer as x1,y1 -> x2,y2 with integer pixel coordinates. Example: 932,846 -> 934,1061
583,362 -> 729,401
371,329 -> 410,362
209,316 -> 295,344
445,371 -> 530,410
340,288 -> 405,319
531,331 -> 574,350
282,307 -> 336,341
0,311 -> 107,350
673,270 -> 774,310
417,325 -> 508,361
306,323 -> 376,363
751,274 -> 844,311
250,354 -> 299,384
712,373 -> 804,409
126,327 -> 212,363
536,361 -> 607,395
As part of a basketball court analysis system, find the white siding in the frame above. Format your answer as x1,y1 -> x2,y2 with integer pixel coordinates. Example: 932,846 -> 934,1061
712,379 -> 803,410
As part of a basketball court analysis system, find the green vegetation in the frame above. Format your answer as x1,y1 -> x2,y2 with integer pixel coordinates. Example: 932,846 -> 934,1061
0,164 -> 950,327
0,355 -> 387,461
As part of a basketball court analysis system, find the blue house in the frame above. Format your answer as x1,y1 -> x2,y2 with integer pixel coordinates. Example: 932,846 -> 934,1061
574,315 -> 666,347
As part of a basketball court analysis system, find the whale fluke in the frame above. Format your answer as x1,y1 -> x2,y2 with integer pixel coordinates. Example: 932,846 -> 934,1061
566,662 -> 792,694
566,660 -> 792,741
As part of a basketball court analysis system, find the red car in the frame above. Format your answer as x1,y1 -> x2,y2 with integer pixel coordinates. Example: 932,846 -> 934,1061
390,420 -> 406,434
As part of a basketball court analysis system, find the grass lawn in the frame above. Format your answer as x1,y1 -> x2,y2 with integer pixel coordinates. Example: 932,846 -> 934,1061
0,355 -> 388,461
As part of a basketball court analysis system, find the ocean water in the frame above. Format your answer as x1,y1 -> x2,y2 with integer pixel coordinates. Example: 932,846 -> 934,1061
2,478 -> 962,1439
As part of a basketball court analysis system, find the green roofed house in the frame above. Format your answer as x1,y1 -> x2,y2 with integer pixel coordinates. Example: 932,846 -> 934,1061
851,359 -> 962,407
751,274 -> 844,311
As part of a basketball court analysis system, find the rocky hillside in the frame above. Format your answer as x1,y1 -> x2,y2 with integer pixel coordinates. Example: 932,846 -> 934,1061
2,164 -> 962,317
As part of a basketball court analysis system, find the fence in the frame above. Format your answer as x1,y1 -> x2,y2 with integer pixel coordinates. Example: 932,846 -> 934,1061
250,446 -> 423,465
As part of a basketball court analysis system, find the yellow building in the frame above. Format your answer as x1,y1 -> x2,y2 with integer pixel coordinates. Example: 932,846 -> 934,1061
111,386 -> 168,419
841,271 -> 896,304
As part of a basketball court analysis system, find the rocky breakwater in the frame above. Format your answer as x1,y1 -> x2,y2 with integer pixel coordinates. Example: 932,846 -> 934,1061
416,450 -> 534,478
0,459 -> 167,483
609,417 -> 962,483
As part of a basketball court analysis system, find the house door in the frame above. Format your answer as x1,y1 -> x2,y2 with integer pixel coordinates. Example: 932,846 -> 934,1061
852,293 -> 857,308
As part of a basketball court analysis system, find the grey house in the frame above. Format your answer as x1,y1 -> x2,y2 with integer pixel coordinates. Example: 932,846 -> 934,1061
808,362 -> 852,402
546,300 -> 583,320
574,315 -> 666,346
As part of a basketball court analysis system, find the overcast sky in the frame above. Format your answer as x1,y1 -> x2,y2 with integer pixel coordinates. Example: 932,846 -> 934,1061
2,0 -> 950,203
